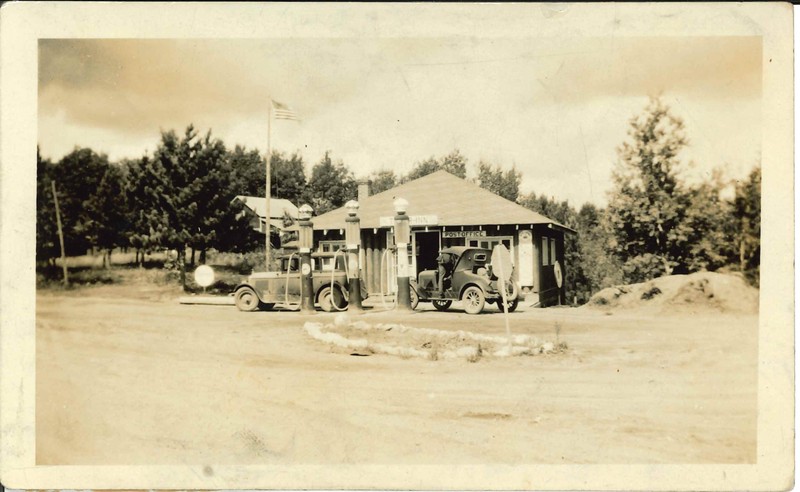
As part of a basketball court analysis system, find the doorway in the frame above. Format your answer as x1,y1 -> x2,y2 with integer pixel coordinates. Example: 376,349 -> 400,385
413,231 -> 441,276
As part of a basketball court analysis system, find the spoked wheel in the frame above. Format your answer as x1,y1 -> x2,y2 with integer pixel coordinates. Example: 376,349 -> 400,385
409,286 -> 419,310
432,300 -> 452,311
462,286 -> 485,315
319,286 -> 347,312
496,297 -> 519,313
235,287 -> 261,312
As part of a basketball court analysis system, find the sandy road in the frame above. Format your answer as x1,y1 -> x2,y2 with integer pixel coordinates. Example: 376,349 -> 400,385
36,291 -> 757,465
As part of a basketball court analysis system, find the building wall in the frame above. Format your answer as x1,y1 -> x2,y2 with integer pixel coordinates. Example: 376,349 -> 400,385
314,224 -> 568,304
534,227 -> 566,306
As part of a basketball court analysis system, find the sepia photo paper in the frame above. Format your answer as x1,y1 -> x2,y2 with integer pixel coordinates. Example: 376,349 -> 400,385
0,2 -> 794,490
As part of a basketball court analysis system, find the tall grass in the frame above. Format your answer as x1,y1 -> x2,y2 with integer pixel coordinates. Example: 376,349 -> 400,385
37,247 -> 260,294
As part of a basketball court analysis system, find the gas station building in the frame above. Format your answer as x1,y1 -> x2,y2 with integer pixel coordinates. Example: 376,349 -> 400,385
312,170 -> 574,306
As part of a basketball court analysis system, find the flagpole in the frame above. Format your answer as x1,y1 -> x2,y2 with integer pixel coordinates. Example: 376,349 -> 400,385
266,97 -> 272,268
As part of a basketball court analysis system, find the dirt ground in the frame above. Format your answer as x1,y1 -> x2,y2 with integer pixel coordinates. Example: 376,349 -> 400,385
36,286 -> 758,465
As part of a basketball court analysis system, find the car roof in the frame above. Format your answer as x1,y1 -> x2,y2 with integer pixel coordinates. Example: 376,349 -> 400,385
279,251 -> 341,259
441,246 -> 491,256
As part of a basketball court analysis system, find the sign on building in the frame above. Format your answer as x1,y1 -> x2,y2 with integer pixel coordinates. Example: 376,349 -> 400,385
379,215 -> 438,227
442,230 -> 487,238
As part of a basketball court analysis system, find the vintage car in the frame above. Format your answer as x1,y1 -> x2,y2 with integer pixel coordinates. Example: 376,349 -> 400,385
233,252 -> 368,312
409,246 -> 519,314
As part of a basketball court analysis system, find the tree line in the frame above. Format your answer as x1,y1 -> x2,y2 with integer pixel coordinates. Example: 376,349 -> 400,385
36,127 -> 527,273
37,98 -> 760,299
520,98 -> 761,302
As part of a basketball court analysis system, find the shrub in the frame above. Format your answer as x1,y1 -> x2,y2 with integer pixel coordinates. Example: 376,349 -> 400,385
640,285 -> 662,300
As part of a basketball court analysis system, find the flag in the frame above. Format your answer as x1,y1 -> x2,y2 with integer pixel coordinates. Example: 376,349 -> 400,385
272,100 -> 299,120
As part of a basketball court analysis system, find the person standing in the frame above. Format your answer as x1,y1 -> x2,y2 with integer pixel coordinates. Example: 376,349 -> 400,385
437,251 -> 455,297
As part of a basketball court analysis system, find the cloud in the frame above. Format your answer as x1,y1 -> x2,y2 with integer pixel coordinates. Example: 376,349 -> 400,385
38,37 -> 762,206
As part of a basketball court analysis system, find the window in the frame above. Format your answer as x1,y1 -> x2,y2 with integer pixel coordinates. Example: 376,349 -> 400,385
319,240 -> 345,253
550,237 -> 557,265
317,255 -> 346,271
542,236 -> 549,266
467,236 -> 514,260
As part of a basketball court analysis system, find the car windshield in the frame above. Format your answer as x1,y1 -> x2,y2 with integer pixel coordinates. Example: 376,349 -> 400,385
315,255 -> 347,271
280,257 -> 300,272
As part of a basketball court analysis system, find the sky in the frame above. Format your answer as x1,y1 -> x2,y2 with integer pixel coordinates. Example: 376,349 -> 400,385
38,37 -> 762,207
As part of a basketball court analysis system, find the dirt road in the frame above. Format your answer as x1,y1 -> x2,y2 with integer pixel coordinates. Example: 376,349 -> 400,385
36,290 -> 757,465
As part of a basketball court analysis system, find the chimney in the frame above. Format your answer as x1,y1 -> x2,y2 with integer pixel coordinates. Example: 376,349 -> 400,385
357,179 -> 372,203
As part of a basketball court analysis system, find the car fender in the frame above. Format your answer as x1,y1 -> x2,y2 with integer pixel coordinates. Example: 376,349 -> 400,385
233,281 -> 264,302
316,281 -> 348,302
459,281 -> 489,300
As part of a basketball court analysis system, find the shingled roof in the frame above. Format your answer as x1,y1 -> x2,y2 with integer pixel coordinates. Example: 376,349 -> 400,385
312,170 -> 573,232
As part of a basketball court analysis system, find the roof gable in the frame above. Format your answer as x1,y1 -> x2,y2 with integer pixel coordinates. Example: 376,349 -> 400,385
312,170 -> 570,231
233,196 -> 299,219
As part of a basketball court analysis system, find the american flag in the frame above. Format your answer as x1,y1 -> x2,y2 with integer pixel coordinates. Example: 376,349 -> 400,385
272,100 -> 299,120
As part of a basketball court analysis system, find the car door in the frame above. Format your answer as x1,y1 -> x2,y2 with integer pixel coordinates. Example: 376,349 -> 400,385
449,252 -> 468,293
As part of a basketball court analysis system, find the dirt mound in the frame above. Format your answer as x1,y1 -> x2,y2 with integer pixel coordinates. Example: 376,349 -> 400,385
586,272 -> 758,314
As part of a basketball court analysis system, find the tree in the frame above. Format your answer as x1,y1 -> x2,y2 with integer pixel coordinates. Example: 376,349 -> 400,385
228,145 -> 265,197
82,162 -> 128,268
125,155 -> 161,265
270,151 -> 306,205
683,168 -> 736,273
303,151 -> 357,214
52,147 -> 112,256
405,149 -> 468,182
606,97 -> 694,282
367,169 -> 398,195
187,130 -> 233,265
129,125 -> 233,288
36,147 -> 59,266
732,165 -> 761,285
575,203 -> 624,295
475,161 -> 522,202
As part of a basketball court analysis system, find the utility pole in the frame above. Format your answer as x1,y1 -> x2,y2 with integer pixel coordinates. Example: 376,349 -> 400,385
265,97 -> 272,269
51,180 -> 68,286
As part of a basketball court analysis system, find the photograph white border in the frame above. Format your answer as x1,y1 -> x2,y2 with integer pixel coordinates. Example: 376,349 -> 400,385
0,2 -> 793,489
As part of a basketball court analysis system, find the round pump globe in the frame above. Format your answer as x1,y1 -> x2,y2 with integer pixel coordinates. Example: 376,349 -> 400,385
393,197 -> 408,214
298,204 -> 314,220
345,200 -> 360,216
193,265 -> 215,288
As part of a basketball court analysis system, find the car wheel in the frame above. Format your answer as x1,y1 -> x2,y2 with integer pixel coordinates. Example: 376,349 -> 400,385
432,300 -> 452,311
235,287 -> 260,312
496,297 -> 519,313
410,286 -> 419,310
319,286 -> 347,312
462,286 -> 485,315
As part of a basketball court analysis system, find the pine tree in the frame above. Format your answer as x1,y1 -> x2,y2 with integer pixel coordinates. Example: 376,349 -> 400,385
36,148 -> 59,266
405,149 -> 468,182
733,165 -> 761,285
82,163 -> 127,268
475,161 -> 522,202
303,151 -> 357,214
366,169 -> 398,195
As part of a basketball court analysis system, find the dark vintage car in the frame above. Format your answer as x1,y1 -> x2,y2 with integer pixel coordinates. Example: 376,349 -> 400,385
233,252 -> 368,312
409,246 -> 519,314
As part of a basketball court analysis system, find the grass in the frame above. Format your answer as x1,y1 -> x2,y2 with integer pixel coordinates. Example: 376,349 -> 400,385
37,248 -> 259,295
